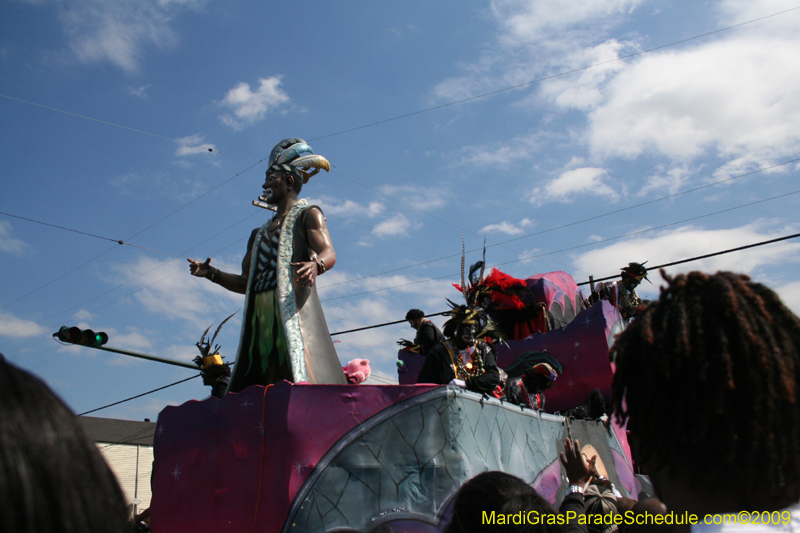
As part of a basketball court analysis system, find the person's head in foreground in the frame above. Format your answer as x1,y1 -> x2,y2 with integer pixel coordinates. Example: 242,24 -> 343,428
0,358 -> 129,533
612,270 -> 800,516
444,471 -> 560,533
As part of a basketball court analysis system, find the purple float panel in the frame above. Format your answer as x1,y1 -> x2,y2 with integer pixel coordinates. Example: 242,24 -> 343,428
523,271 -> 586,327
150,382 -> 439,533
400,301 -> 623,413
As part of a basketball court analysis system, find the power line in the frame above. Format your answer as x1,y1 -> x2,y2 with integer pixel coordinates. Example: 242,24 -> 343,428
318,157 -> 800,292
308,6 -> 800,141
0,93 -> 258,162
320,187 -> 800,302
76,374 -> 201,417
327,229 -> 800,336
0,211 -> 182,257
575,232 -> 800,286
330,166 -> 573,274
0,213 -> 258,344
0,245 -> 118,311
330,311 -> 449,337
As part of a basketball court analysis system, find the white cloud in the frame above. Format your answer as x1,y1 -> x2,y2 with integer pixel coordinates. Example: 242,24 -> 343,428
571,222 -> 800,292
127,84 -> 151,99
531,166 -> 617,204
0,310 -> 48,339
174,133 -> 217,156
109,170 -> 207,202
538,39 -> 628,111
112,328 -> 155,351
372,213 -> 420,238
317,271 -> 455,371
377,184 -> 447,211
455,133 -> 546,168
638,164 -> 695,196
58,1 -> 183,73
305,197 -> 385,219
776,281 -> 800,317
0,221 -> 30,256
109,255 -> 243,332
480,218 -> 534,235
435,0 -> 800,194
72,309 -> 97,322
588,36 -> 800,169
492,0 -> 643,47
219,76 -> 290,129
434,0 -> 644,101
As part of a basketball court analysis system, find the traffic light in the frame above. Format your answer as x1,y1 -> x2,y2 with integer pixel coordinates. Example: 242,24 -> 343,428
53,326 -> 109,347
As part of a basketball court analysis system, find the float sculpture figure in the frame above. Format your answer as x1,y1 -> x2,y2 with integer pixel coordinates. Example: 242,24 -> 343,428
188,138 -> 346,391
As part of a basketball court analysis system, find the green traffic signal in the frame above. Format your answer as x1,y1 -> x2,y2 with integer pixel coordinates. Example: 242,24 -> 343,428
53,326 -> 108,347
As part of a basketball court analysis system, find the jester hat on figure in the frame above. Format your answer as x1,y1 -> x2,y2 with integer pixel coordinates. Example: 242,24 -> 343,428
620,261 -> 650,284
267,137 -> 330,184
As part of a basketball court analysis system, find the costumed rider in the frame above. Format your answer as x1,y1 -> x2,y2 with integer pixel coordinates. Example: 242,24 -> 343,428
398,309 -> 444,356
416,301 -> 502,397
590,262 -> 649,320
504,353 -> 562,410
188,138 -> 346,392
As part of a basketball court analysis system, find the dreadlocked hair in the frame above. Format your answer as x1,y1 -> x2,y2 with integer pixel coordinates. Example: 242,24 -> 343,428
611,270 -> 800,505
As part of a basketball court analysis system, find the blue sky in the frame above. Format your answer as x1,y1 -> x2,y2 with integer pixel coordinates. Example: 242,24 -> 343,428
2,0 -> 799,421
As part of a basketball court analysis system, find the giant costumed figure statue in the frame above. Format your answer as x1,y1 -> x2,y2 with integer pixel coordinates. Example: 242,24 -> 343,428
188,138 -> 346,391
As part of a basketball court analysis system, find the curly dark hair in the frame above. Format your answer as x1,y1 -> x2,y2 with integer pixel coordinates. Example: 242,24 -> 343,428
611,270 -> 800,505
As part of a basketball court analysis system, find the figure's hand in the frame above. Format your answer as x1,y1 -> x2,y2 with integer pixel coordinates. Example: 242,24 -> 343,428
448,379 -> 467,389
397,339 -> 413,347
559,438 -> 595,487
290,261 -> 319,288
188,257 -> 212,278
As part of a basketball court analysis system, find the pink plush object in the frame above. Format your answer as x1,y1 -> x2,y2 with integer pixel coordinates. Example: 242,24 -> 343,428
343,359 -> 371,384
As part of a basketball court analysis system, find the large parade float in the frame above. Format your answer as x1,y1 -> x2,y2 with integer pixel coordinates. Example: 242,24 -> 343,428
149,266 -> 649,532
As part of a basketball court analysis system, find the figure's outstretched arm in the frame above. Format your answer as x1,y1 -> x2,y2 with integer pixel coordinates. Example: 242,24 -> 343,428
187,228 -> 256,295
188,257 -> 248,294
292,207 -> 336,288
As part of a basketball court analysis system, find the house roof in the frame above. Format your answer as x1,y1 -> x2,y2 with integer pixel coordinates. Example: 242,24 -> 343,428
78,416 -> 156,446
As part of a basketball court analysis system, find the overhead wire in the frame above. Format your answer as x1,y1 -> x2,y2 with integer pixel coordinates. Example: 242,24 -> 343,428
331,166 -> 575,275
574,231 -> 800,286
307,6 -> 800,142
0,93 -> 259,162
76,374 -> 201,417
327,230 -> 800,336
318,157 -> 800,291
0,212 -> 260,344
0,211 -> 183,257
319,187 -> 800,302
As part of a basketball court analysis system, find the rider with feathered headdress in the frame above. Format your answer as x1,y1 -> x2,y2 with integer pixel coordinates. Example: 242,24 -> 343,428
416,243 -> 502,396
